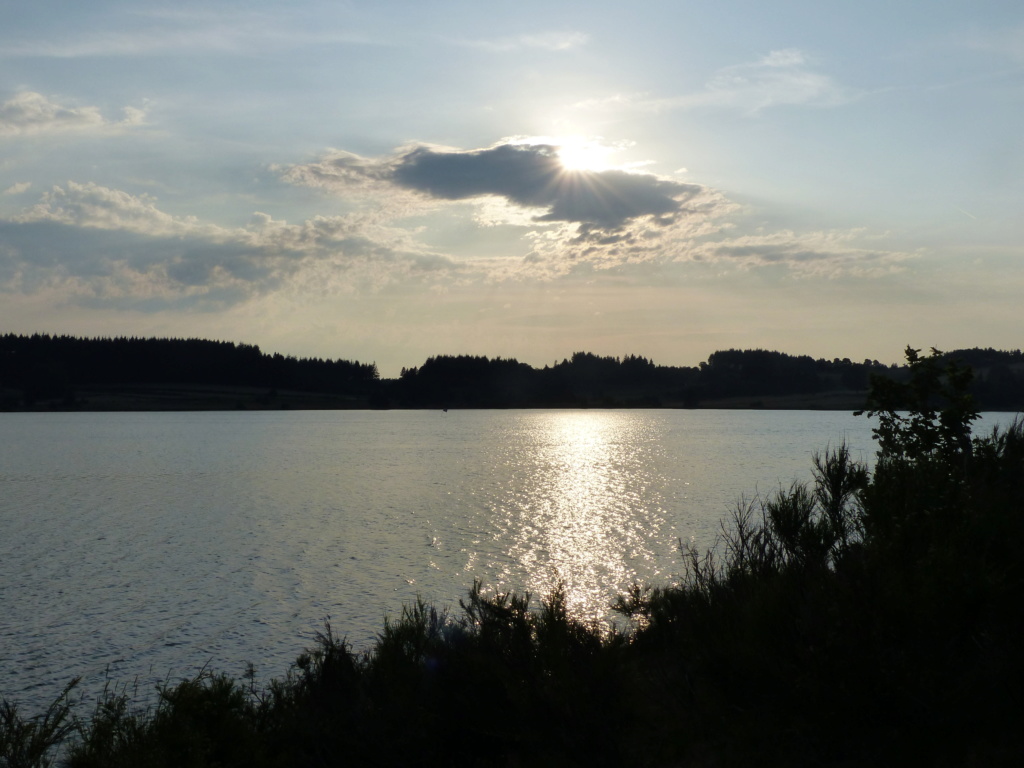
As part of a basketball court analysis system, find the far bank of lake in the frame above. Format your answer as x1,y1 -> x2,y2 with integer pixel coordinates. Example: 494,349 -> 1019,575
3,381 -> 872,412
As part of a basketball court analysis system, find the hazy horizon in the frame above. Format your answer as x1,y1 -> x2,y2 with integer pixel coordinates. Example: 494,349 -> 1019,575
2,2 -> 1022,378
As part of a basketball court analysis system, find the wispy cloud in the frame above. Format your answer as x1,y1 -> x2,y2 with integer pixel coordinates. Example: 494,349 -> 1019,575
574,49 -> 856,116
683,229 -> 918,277
960,23 -> 1024,63
0,92 -> 145,137
458,31 -> 589,52
0,6 -> 381,59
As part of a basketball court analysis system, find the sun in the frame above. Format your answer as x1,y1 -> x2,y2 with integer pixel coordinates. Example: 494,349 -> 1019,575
553,136 -> 616,172
508,134 -> 634,173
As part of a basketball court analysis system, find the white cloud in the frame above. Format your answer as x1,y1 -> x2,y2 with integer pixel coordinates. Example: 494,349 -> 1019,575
759,49 -> 808,68
1,182 -> 458,307
573,49 -> 856,116
120,106 -> 147,126
514,192 -> 734,279
961,23 -> 1024,63
15,182 -> 188,234
460,31 -> 589,52
0,6 -> 380,60
0,92 -> 146,137
495,221 -> 916,282
3,182 -> 32,196
14,181 -> 426,256
681,229 -> 919,277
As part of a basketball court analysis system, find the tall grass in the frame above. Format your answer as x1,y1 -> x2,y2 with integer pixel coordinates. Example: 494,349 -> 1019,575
0,680 -> 77,768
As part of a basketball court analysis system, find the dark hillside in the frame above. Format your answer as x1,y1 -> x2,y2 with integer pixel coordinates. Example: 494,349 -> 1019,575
0,334 -> 378,409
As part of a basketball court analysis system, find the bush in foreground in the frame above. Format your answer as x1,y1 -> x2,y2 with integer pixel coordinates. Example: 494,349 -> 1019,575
4,348 -> 1023,767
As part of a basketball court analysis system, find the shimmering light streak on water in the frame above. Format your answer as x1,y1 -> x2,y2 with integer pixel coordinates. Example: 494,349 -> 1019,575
495,412 -> 667,620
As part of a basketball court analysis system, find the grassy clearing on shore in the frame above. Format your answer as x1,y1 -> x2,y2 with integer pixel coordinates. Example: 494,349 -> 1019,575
3,349 -> 1023,767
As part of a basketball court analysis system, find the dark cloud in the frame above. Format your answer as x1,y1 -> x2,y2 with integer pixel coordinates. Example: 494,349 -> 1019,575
390,142 -> 706,228
291,142 -> 708,230
533,168 -> 694,227
392,144 -> 561,203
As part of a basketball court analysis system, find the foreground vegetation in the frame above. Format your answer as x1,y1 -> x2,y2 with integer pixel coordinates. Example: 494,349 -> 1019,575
3,348 -> 1023,766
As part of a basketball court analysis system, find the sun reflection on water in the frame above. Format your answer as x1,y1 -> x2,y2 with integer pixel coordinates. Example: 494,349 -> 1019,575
499,411 -> 662,623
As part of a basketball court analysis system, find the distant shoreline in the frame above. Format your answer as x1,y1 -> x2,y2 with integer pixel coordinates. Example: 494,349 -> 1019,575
4,382 -> 872,412
4,335 -> 1023,412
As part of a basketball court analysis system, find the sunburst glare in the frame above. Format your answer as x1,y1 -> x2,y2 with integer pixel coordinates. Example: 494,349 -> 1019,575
553,136 -> 617,172
508,134 -> 631,173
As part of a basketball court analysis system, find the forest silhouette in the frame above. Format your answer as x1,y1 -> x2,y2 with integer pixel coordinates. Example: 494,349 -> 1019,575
3,333 -> 1023,411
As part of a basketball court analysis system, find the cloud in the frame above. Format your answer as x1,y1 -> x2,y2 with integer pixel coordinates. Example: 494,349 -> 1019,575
960,23 -> 1024,62
3,182 -> 32,196
284,140 -> 717,230
513,193 -> 736,278
459,31 -> 589,52
0,5 -> 381,59
14,182 -> 200,235
682,229 -> 919,277
510,221 -> 915,282
573,49 -> 855,116
1,182 -> 457,308
696,49 -> 852,112
0,4 -> 407,62
0,176 -> 916,312
281,139 -> 911,279
0,92 -> 146,137
281,139 -> 759,278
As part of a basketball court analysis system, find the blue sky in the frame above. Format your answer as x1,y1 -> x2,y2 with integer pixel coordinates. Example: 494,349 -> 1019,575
2,0 -> 1021,375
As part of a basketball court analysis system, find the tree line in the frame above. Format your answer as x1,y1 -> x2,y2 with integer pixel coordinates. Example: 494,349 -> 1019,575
2,333 -> 1022,409
391,348 -> 1024,409
0,334 -> 379,407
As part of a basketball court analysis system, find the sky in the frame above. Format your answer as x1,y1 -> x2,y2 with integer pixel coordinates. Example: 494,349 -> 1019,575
1,0 -> 1022,376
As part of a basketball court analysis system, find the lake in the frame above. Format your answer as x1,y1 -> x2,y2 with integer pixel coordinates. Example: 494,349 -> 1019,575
0,408 -> 907,711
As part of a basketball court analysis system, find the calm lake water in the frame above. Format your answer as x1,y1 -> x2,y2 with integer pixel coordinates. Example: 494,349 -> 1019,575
4,407 -> 998,712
